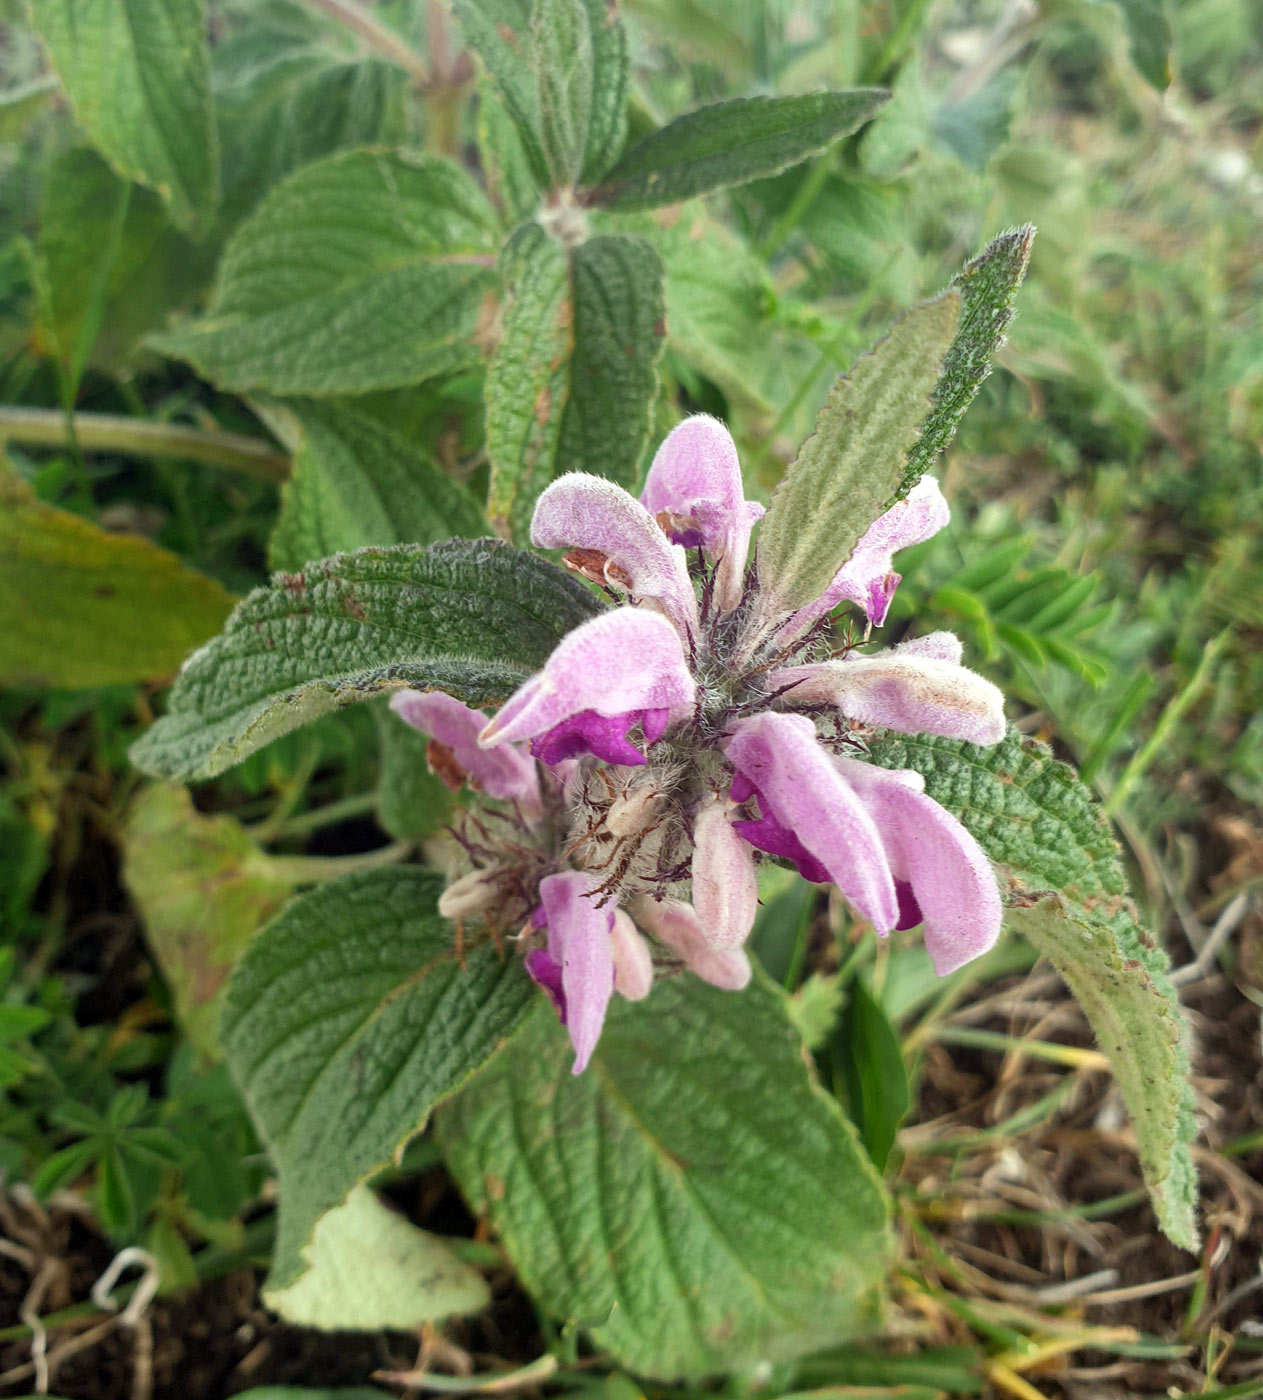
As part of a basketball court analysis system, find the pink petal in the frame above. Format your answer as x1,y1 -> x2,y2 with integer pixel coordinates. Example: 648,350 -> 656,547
723,712 -> 899,934
640,415 -> 764,611
782,476 -> 950,636
531,473 -> 698,635
839,758 -> 1002,975
479,608 -> 695,761
771,641 -> 1006,746
632,898 -> 751,991
390,690 -> 541,811
894,631 -> 963,664
691,792 -> 759,950
610,908 -> 654,1001
538,871 -> 615,1073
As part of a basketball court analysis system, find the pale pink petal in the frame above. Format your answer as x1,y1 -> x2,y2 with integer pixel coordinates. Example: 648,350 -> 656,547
640,415 -> 764,611
691,792 -> 759,950
531,473 -> 698,635
479,608 -> 695,764
893,631 -> 963,664
537,871 -> 615,1073
770,649 -> 1006,746
632,898 -> 751,991
782,476 -> 950,636
437,868 -> 504,920
610,909 -> 654,1001
722,712 -> 899,934
839,758 -> 1003,975
390,690 -> 540,812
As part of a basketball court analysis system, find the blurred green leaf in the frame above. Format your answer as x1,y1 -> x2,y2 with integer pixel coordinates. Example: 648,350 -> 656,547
149,150 -> 498,394
262,398 -> 483,570
589,89 -> 890,210
373,701 -> 456,841
121,783 -> 297,1059
129,538 -> 602,781
32,0 -> 218,230
1110,0 -> 1173,89
0,470 -> 233,688
221,867 -> 535,1292
835,979 -> 909,1172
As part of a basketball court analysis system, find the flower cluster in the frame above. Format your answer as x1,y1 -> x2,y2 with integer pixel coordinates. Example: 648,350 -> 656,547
394,416 -> 1006,1072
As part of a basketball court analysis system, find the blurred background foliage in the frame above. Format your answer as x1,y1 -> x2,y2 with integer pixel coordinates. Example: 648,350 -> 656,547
0,0 -> 1261,1395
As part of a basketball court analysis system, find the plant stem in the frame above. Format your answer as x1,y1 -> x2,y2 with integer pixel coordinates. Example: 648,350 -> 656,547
300,0 -> 430,84
261,841 -> 415,886
0,407 -> 289,483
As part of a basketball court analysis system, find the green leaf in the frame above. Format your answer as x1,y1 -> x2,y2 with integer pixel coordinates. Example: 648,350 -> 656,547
129,538 -> 602,781
477,76 -> 541,226
148,150 -> 498,394
864,729 -> 1198,1250
1109,0 -> 1173,90
439,971 -> 892,1379
902,226 -> 1034,486
262,398 -> 483,571
0,471 -> 233,689
215,27 -> 409,223
533,0 -> 593,186
588,89 -> 889,211
835,979 -> 909,1172
557,234 -> 665,487
121,783 -> 298,1059
756,292 -> 961,617
453,0 -> 550,189
455,0 -> 625,189
266,1184 -> 489,1329
221,867 -> 535,1292
32,0 -> 218,230
486,229 -> 666,540
36,147 -> 210,377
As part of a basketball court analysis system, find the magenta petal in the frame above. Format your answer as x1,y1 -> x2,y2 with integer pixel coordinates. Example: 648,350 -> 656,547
531,710 -> 655,766
525,948 -> 566,1019
640,415 -> 764,610
723,712 -> 899,933
840,758 -> 1002,975
894,880 -> 922,931
480,608 -> 695,755
531,473 -> 698,634
782,475 -> 950,636
538,871 -> 615,1073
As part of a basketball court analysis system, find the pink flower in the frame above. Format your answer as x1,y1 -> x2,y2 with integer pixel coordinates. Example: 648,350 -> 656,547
411,415 -> 1008,1069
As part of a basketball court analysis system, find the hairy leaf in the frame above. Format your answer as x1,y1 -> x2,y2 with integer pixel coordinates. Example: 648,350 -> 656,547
533,0 -> 593,186
556,234 -> 665,485
902,226 -> 1033,486
149,150 -> 497,394
32,0 -> 218,230
486,228 -> 665,540
263,399 -> 483,570
440,972 -> 892,1378
266,1184 -> 488,1329
453,0 -> 550,188
865,728 -> 1197,1249
0,472 -> 233,688
222,868 -> 535,1292
457,0 -> 625,189
130,538 -> 603,781
589,89 -> 888,211
756,293 -> 960,617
